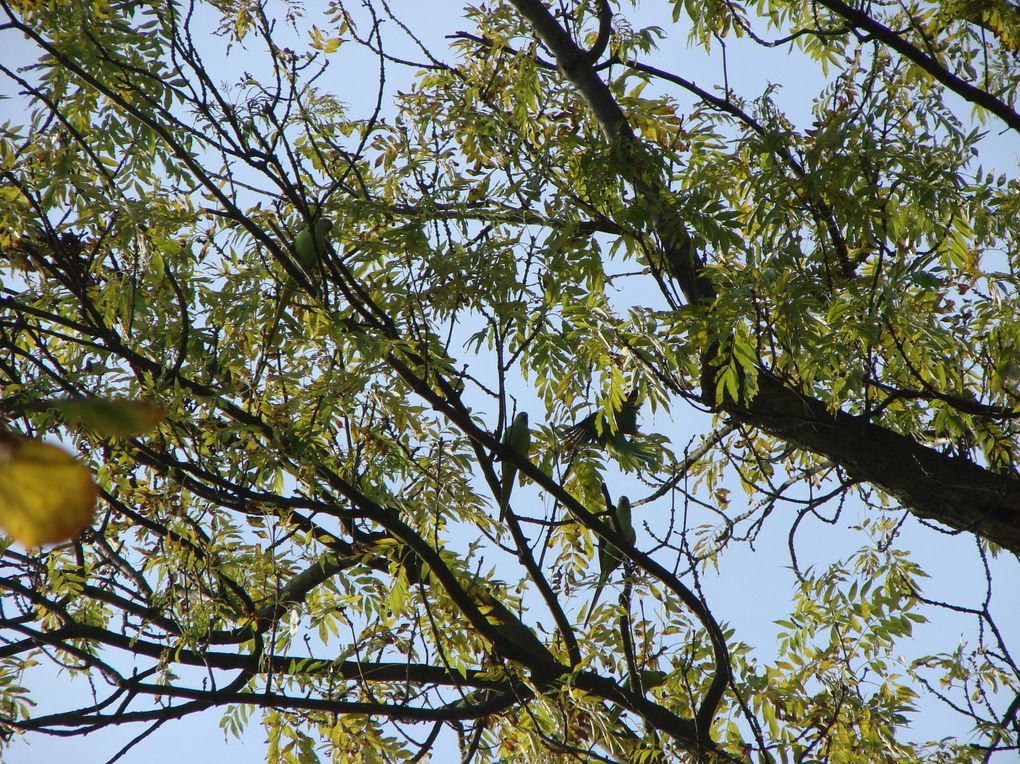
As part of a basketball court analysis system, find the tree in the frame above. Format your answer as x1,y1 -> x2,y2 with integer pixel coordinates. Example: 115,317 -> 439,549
1,0 -> 1018,761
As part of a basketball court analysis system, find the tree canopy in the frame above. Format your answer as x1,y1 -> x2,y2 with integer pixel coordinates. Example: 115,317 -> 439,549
1,1 -> 1019,761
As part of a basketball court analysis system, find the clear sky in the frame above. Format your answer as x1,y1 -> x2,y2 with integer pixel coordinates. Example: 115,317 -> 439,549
2,2 -> 1017,762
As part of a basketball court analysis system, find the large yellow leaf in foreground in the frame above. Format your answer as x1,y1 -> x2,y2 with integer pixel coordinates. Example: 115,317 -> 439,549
0,436 -> 98,547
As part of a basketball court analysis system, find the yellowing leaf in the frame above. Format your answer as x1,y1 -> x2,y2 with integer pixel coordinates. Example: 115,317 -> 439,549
54,397 -> 164,438
0,436 -> 98,547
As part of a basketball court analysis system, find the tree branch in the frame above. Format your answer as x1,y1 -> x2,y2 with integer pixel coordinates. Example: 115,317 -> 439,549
815,0 -> 1020,133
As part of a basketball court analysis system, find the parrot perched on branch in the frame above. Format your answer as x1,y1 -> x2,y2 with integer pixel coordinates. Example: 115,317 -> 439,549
500,411 -> 530,509
562,388 -> 640,450
266,217 -> 333,349
285,217 -> 333,306
585,494 -> 634,626
295,218 -> 334,259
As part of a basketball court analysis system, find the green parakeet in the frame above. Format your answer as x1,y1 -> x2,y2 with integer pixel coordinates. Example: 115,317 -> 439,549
477,591 -> 547,656
615,495 -> 635,544
266,218 -> 333,349
563,388 -> 641,450
637,668 -> 668,691
285,217 -> 333,305
586,495 -> 634,625
293,218 -> 334,268
500,411 -> 530,507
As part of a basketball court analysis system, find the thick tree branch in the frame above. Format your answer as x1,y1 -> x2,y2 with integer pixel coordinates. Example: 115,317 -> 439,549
815,0 -> 1020,134
585,0 -> 612,62
734,373 -> 1020,554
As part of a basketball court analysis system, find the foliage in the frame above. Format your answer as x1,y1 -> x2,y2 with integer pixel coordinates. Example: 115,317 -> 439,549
1,0 -> 1018,762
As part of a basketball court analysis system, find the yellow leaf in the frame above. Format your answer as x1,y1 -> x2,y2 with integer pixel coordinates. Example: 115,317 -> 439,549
54,397 -> 164,438
0,436 -> 98,547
